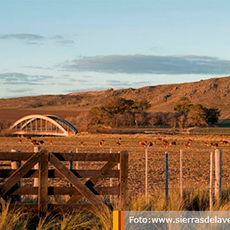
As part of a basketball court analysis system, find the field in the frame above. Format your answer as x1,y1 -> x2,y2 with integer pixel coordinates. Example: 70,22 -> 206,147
0,109 -> 83,124
1,133 -> 230,198
1,132 -> 230,229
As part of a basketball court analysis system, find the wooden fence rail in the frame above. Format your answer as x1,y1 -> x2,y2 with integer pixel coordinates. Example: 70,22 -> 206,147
0,150 -> 128,215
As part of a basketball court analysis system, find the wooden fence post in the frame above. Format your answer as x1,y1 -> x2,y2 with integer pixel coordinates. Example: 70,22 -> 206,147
117,151 -> 121,202
34,146 -> 41,201
215,149 -> 222,207
119,151 -> 128,210
69,150 -> 73,170
210,151 -> 214,210
109,148 -> 113,203
38,150 -> 48,216
69,151 -> 73,188
145,148 -> 148,200
75,148 -> 79,169
165,152 -> 168,207
11,149 -> 21,202
180,149 -> 183,200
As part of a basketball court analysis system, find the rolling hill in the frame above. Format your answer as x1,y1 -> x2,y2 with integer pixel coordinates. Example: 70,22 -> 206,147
1,76 -> 230,121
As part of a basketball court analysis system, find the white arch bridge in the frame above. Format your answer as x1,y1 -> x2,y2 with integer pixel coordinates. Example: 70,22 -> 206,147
8,114 -> 78,137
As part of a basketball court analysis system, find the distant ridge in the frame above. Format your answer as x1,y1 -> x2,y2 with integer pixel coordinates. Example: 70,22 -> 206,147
1,76 -> 230,118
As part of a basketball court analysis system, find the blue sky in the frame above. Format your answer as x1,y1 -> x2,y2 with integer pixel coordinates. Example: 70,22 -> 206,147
1,0 -> 230,98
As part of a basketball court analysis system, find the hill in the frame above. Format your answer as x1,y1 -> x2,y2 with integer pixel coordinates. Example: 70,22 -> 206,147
1,76 -> 230,121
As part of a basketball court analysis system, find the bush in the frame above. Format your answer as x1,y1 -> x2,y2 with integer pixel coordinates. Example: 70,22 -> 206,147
65,112 -> 89,132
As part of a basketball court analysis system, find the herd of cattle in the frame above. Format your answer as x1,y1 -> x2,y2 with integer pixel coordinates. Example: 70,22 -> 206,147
15,134 -> 230,149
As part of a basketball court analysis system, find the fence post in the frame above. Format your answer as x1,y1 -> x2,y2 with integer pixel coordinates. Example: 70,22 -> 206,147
165,152 -> 168,207
180,149 -> 183,200
69,150 -> 73,170
38,150 -> 48,216
109,148 -> 113,203
215,149 -> 222,207
11,149 -> 21,202
210,151 -> 214,210
117,151 -> 121,202
119,151 -> 128,210
34,146 -> 41,201
69,151 -> 73,188
75,148 -> 79,169
145,148 -> 148,200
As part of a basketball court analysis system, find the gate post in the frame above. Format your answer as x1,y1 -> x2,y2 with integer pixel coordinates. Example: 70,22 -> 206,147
119,151 -> 128,210
34,146 -> 41,187
11,149 -> 21,202
38,150 -> 49,216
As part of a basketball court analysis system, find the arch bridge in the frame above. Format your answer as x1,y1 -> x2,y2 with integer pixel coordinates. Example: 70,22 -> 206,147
8,114 -> 78,137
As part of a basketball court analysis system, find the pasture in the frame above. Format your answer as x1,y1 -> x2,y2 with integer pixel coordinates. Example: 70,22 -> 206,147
1,133 -> 230,198
1,133 -> 230,229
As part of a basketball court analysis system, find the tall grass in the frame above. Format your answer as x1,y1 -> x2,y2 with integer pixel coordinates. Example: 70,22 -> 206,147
1,188 -> 230,229
0,202 -> 28,230
59,212 -> 95,230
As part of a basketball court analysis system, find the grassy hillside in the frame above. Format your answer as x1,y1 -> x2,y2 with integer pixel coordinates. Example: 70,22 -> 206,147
1,76 -> 230,119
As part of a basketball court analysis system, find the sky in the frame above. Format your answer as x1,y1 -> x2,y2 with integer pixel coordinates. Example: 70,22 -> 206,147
1,0 -> 230,98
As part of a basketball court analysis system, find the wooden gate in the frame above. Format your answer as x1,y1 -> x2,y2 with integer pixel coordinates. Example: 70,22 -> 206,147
0,150 -> 128,214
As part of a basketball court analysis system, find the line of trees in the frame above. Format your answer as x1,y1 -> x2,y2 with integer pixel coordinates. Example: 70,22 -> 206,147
174,97 -> 220,129
88,97 -> 151,128
88,96 -> 220,130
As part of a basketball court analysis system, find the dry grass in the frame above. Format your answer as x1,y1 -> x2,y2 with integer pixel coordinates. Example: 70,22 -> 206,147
1,133 -> 230,228
1,189 -> 230,229
0,202 -> 29,230
1,133 -> 230,197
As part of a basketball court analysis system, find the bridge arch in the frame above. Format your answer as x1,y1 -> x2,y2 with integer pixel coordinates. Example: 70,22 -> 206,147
8,114 -> 78,137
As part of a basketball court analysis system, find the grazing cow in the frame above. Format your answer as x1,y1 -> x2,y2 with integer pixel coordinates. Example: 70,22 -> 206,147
170,141 -> 176,146
98,139 -> 105,147
139,140 -> 147,147
162,140 -> 169,145
48,140 -> 53,145
30,140 -> 39,146
115,140 -> 121,146
184,142 -> 190,149
220,140 -> 229,145
38,140 -> 44,145
148,142 -> 153,148
162,142 -> 169,148
211,142 -> 218,148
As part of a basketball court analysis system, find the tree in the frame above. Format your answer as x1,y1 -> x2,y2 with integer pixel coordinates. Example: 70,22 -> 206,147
205,108 -> 220,124
89,97 -> 151,127
103,97 -> 135,115
88,107 -> 108,125
174,97 -> 221,128
187,104 -> 207,127
174,97 -> 192,115
148,112 -> 164,126
167,113 -> 178,130
134,112 -> 149,127
178,114 -> 187,130
133,100 -> 151,112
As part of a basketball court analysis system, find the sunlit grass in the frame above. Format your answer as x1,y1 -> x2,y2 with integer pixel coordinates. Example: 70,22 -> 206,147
2,189 -> 230,229
0,202 -> 29,230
